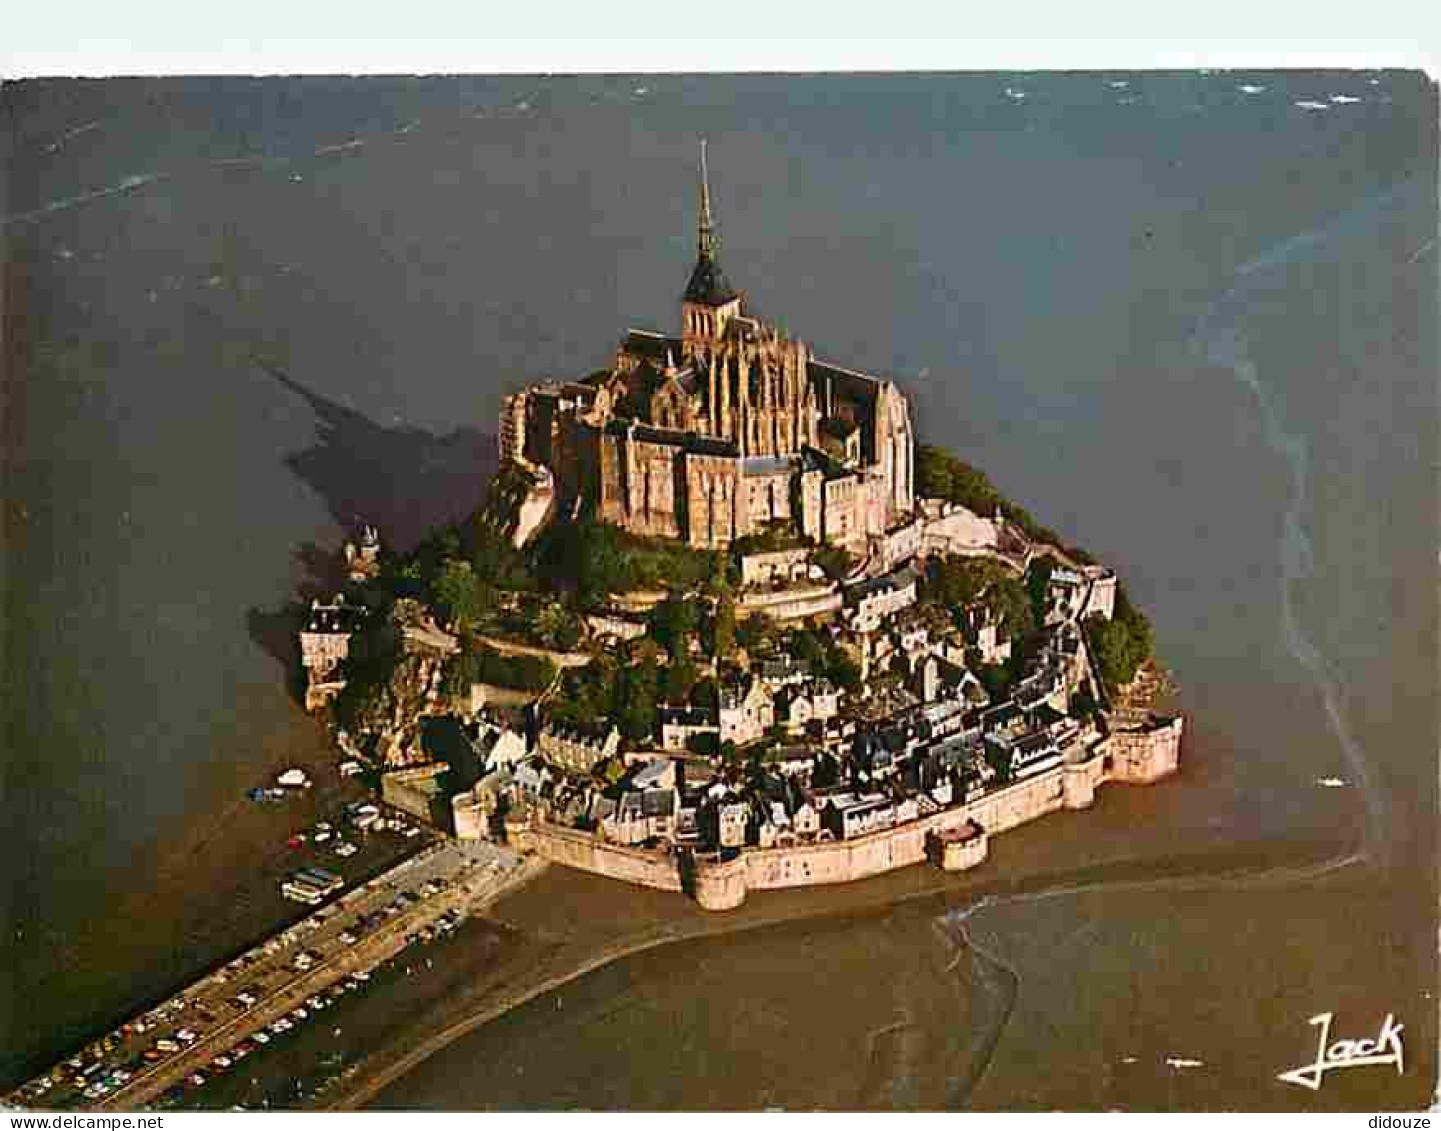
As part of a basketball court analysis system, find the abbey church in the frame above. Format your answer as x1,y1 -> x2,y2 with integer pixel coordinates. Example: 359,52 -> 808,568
499,143 -> 915,551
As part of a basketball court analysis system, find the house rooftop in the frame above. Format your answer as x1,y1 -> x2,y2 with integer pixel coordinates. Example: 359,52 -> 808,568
632,759 -> 674,789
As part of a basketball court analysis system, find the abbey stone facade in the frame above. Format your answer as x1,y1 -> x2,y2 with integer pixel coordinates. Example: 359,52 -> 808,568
499,143 -> 915,551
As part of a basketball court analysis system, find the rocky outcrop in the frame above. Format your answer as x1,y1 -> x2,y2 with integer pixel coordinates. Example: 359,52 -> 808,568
341,650 -> 446,766
333,600 -> 458,767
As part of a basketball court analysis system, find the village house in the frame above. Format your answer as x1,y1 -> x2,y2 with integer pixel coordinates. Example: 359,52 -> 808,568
853,726 -> 912,778
739,547 -> 811,589
631,757 -> 677,791
675,793 -> 702,843
757,743 -> 820,777
755,653 -> 811,689
1012,729 -> 1064,777
538,724 -> 620,776
602,792 -> 651,846
980,700 -> 1024,737
821,792 -> 896,840
792,799 -> 821,838
1047,568 -> 1089,625
778,678 -> 840,732
757,800 -> 794,848
717,800 -> 750,848
965,606 -> 1013,665
844,565 -> 919,633
470,720 -> 527,772
601,782 -> 679,846
718,679 -> 774,745
298,596 -> 368,712
658,705 -> 719,752
514,758 -> 548,797
911,653 -> 942,703
1015,663 -> 1067,713
892,606 -> 931,655
642,788 -> 678,839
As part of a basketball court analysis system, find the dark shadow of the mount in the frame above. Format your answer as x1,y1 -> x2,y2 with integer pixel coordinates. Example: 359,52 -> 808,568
246,359 -> 498,698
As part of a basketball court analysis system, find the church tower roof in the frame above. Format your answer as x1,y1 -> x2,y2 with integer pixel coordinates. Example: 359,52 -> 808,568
684,139 -> 739,307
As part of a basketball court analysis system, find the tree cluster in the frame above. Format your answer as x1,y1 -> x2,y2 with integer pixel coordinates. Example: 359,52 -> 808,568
921,554 -> 1034,640
1084,585 -> 1154,692
777,626 -> 862,691
532,517 -> 720,604
331,617 -> 403,732
444,641 -> 557,696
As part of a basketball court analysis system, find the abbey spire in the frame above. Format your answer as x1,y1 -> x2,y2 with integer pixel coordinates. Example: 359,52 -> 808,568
683,139 -> 739,312
698,138 -> 717,259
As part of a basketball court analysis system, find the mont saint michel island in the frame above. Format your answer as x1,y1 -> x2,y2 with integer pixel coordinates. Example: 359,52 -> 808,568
9,145 -> 1181,1112
305,144 -> 1183,905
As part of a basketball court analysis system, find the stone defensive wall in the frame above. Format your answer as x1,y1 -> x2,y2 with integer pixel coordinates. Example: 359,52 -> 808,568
521,822 -> 685,895
521,718 -> 1180,911
736,581 -> 843,622
610,589 -> 671,614
474,634 -> 593,669
466,682 -> 543,712
381,763 -> 449,823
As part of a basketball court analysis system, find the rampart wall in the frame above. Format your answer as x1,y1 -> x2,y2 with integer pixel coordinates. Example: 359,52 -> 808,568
522,722 -> 1181,911
467,682 -> 543,713
527,823 -> 684,894
474,634 -> 593,669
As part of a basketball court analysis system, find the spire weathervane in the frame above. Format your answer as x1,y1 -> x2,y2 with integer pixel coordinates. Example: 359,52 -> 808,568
698,138 -> 717,259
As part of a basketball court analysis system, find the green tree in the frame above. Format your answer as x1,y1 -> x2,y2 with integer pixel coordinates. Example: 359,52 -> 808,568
650,594 -> 700,655
332,617 -> 402,730
432,558 -> 487,631
983,576 -> 1034,637
826,647 -> 862,691
736,612 -> 777,652
619,655 -> 660,743
788,628 -> 826,670
1086,614 -> 1141,690
444,641 -> 485,698
925,555 -> 1009,610
662,650 -> 699,704
1026,556 -> 1055,627
813,544 -> 854,582
713,590 -> 737,661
